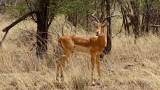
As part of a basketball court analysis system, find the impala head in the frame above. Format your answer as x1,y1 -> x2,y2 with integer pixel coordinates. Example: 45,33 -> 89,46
95,22 -> 106,36
92,12 -> 107,36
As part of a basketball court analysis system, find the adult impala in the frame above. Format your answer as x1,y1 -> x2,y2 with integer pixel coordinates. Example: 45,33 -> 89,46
56,12 -> 111,83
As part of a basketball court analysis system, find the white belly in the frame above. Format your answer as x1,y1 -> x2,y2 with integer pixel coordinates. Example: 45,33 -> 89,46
74,45 -> 90,53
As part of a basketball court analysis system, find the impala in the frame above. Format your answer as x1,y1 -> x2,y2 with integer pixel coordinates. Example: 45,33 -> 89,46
56,12 -> 110,83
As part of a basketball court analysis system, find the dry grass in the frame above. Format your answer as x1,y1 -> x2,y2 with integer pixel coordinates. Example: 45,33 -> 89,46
0,14 -> 160,90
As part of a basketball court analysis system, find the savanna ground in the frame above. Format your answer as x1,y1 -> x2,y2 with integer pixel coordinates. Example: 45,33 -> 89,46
0,14 -> 160,90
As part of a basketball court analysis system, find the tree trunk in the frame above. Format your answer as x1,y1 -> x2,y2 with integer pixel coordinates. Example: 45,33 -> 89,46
104,0 -> 112,53
86,10 -> 89,32
36,0 -> 49,58
121,7 -> 130,35
100,0 -> 112,59
145,1 -> 150,33
100,0 -> 105,21
141,13 -> 145,34
130,1 -> 140,43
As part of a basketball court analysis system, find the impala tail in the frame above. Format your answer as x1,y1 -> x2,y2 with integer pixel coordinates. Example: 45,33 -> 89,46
54,39 -> 63,59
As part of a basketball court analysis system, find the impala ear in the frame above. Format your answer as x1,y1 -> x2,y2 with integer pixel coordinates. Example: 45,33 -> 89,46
93,21 -> 98,27
102,23 -> 107,28
93,21 -> 98,24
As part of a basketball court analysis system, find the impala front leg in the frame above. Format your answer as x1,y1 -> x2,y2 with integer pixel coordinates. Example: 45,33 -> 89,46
96,54 -> 101,80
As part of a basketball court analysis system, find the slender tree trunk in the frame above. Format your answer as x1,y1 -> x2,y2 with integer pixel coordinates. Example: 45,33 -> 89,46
100,0 -> 105,21
121,7 -> 130,35
141,13 -> 145,34
130,1 -> 140,43
100,0 -> 112,59
36,0 -> 49,58
86,11 -> 89,32
85,0 -> 89,32
145,1 -> 150,33
105,0 -> 112,53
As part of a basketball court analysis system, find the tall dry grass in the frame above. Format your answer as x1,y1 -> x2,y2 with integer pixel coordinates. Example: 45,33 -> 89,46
0,14 -> 160,90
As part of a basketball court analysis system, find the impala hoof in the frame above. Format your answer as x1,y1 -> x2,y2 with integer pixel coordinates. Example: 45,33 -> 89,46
92,80 -> 100,86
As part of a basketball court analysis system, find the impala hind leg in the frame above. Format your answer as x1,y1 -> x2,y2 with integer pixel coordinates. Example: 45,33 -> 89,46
56,52 -> 70,82
56,39 -> 74,82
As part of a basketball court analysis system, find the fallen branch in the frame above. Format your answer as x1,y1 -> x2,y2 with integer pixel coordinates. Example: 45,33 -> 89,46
2,11 -> 37,32
0,11 -> 37,46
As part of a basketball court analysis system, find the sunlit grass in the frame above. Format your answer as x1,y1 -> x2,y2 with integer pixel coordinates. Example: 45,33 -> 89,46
0,14 -> 160,90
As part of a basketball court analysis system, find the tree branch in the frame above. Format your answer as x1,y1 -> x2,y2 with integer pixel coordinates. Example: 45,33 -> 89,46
48,13 -> 55,29
2,11 -> 37,32
25,0 -> 37,22
0,11 -> 37,46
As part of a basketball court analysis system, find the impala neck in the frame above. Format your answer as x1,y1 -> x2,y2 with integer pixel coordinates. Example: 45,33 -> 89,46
97,29 -> 107,47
